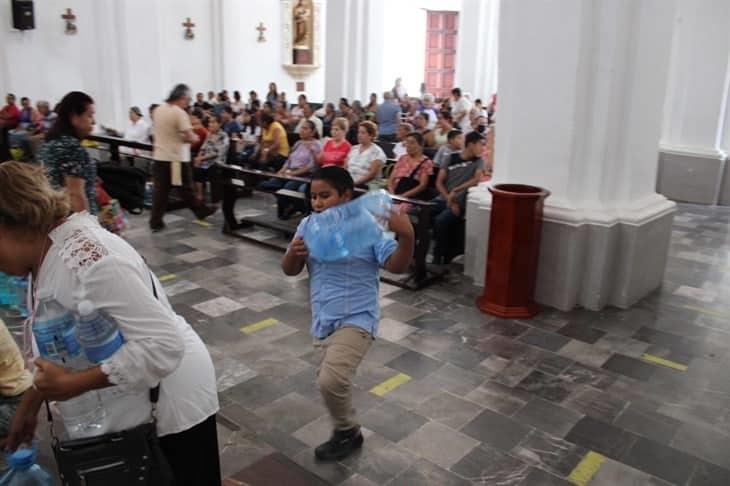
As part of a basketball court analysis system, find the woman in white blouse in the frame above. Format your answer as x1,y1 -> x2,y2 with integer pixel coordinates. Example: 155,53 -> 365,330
346,120 -> 386,188
0,162 -> 220,485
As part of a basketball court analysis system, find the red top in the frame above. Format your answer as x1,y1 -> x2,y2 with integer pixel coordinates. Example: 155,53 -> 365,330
0,104 -> 20,129
191,127 -> 209,153
320,139 -> 351,167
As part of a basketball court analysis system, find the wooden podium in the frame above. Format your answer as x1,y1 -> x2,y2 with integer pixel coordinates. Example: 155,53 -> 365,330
477,184 -> 550,318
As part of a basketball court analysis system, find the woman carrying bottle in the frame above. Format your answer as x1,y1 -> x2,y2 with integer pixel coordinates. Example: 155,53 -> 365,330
0,162 -> 221,486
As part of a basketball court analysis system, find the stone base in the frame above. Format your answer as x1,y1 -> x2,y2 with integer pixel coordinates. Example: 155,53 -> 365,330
656,147 -> 728,205
465,186 -> 677,311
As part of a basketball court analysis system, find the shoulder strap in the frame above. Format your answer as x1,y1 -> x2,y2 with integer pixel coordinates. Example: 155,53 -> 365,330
148,270 -> 160,404
408,156 -> 430,179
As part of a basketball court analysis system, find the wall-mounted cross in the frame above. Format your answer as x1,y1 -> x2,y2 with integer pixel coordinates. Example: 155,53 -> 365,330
183,17 -> 195,40
62,8 -> 77,35
256,22 -> 267,42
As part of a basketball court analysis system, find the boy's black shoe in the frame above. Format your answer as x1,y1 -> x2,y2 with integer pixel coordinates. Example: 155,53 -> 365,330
314,426 -> 364,461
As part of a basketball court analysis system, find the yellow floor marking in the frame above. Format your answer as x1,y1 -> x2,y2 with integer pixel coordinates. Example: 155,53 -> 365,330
241,318 -> 279,334
370,373 -> 411,397
681,305 -> 728,319
641,353 -> 688,371
568,451 -> 606,486
192,219 -> 212,227
158,274 -> 177,282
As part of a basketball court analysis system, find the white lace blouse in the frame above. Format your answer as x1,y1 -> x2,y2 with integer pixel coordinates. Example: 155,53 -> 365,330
33,213 -> 218,437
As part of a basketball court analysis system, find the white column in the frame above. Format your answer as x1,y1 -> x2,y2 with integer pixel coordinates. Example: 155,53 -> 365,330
465,0 -> 677,311
324,0 -> 385,103
658,0 -> 730,204
454,0 -> 499,100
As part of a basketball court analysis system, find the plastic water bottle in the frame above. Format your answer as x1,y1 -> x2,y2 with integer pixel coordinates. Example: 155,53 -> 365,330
0,273 -> 12,307
33,296 -> 105,438
9,277 -> 28,317
75,300 -> 124,363
303,190 -> 392,261
0,443 -> 53,486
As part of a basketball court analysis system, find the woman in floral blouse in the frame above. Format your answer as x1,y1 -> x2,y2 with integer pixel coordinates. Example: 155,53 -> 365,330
193,114 -> 229,201
39,91 -> 98,214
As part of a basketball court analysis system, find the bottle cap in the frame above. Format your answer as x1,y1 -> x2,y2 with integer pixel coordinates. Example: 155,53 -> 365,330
8,446 -> 35,469
77,300 -> 95,317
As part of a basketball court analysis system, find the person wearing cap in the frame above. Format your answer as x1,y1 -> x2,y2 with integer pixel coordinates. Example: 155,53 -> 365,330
103,106 -> 151,157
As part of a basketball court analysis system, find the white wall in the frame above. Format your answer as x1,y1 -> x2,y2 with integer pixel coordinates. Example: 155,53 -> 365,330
381,0 -> 461,97
221,0 -> 327,103
455,0 -> 499,101
0,0 -> 328,130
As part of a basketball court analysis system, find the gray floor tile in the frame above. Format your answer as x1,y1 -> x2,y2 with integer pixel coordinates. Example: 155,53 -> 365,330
388,458 -> 470,486
451,444 -> 529,484
511,397 -> 583,438
511,429 -> 586,477
360,402 -> 428,443
413,391 -> 483,429
460,408 -> 531,452
385,350 -> 443,379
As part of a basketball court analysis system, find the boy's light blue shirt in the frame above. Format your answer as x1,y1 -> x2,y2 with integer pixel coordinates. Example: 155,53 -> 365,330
296,217 -> 398,339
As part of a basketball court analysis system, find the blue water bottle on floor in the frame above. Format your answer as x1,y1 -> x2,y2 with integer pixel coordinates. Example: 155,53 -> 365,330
0,443 -> 53,486
303,190 -> 392,261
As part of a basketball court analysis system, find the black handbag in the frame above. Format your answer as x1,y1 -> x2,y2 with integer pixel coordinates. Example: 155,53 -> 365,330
46,271 -> 174,486
47,387 -> 174,486
394,156 -> 429,196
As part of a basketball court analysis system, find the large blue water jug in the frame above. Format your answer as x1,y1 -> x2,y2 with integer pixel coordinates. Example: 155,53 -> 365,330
75,300 -> 124,363
303,190 -> 393,261
0,443 -> 53,486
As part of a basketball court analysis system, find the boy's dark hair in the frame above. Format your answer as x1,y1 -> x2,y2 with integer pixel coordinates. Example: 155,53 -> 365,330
447,129 -> 463,141
465,131 -> 485,146
311,166 -> 354,195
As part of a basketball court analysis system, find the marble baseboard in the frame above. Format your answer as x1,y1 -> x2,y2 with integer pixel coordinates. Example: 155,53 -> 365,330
656,149 -> 727,205
465,191 -> 676,311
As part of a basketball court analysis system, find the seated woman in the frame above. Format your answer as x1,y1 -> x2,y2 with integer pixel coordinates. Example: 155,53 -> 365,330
425,110 -> 453,148
365,93 -> 378,116
235,110 -> 260,165
392,122 -> 414,160
103,106 -> 152,159
346,121 -> 385,189
275,100 -> 294,128
387,132 -> 434,200
257,113 -> 290,171
321,103 -> 336,138
412,113 -> 432,143
260,120 -> 321,219
0,162 -> 220,485
190,110 -> 209,159
317,117 -> 351,168
193,114 -> 229,201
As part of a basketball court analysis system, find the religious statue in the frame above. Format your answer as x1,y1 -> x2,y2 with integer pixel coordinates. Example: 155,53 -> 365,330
292,0 -> 311,49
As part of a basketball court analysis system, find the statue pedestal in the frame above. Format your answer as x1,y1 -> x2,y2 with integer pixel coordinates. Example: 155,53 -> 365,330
293,49 -> 312,64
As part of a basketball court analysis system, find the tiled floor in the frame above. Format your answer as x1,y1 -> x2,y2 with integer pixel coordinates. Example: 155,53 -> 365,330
4,198 -> 730,485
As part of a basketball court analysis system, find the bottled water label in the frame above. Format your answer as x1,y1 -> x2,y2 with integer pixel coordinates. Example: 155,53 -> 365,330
83,331 -> 124,363
33,314 -> 82,364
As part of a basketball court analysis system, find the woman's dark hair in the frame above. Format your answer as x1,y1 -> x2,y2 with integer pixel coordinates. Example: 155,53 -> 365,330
234,90 -> 241,101
311,166 -> 354,195
406,132 -> 425,147
439,110 -> 453,122
242,109 -> 258,129
260,113 -> 274,125
339,98 -> 350,108
264,101 -> 274,111
166,83 -> 191,103
300,119 -> 319,139
447,129 -> 463,141
46,91 -> 94,141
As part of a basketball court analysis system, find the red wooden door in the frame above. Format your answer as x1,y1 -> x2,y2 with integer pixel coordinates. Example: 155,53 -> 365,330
424,11 -> 458,99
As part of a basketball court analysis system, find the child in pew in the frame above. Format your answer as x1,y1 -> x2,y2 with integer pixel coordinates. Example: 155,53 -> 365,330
258,120 -> 321,219
281,167 -> 414,461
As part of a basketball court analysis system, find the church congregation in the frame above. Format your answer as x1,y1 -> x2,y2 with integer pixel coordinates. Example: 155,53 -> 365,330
3,0 -> 730,485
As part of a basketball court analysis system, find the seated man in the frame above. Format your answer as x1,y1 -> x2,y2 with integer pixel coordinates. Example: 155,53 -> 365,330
0,317 -> 33,453
432,131 -> 486,264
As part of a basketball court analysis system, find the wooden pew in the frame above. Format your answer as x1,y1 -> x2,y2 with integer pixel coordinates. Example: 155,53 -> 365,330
216,164 -> 447,290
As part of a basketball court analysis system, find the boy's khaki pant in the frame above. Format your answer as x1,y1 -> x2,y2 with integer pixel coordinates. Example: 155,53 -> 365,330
313,326 -> 373,431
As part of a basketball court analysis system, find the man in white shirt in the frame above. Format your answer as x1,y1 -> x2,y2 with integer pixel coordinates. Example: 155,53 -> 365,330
294,104 -> 323,138
451,87 -> 473,130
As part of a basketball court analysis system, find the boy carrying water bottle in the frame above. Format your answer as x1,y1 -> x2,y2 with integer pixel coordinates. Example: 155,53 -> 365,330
282,167 -> 414,461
